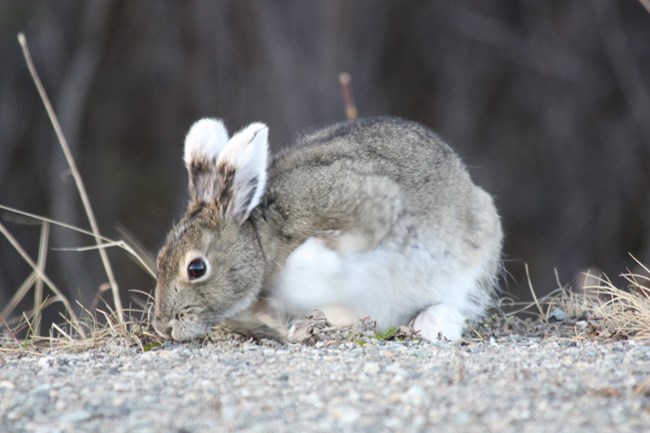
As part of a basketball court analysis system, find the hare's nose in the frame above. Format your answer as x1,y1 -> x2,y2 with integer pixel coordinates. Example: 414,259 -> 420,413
153,317 -> 172,339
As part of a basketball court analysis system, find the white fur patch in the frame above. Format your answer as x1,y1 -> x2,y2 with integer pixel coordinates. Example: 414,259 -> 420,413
218,123 -> 269,219
184,118 -> 229,167
412,304 -> 465,341
274,227 -> 491,340
274,237 -> 343,309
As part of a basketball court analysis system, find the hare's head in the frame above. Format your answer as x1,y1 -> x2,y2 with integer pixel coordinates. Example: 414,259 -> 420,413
153,118 -> 269,340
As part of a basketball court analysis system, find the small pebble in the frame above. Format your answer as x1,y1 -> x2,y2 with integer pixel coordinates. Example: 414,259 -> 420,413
363,362 -> 380,375
331,407 -> 360,424
401,385 -> 426,407
58,410 -> 92,423
0,380 -> 15,390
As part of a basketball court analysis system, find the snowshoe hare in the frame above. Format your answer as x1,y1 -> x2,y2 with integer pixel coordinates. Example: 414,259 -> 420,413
153,117 -> 503,341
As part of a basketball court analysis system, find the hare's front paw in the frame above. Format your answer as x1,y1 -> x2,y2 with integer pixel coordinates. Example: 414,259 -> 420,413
412,304 -> 465,342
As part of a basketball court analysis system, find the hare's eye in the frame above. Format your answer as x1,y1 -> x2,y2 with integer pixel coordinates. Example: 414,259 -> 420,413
187,258 -> 207,280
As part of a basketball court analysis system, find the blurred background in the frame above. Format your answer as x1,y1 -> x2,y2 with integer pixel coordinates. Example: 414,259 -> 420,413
1,0 -> 649,325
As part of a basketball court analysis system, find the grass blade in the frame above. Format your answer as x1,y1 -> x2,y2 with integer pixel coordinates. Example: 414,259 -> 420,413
0,221 -> 85,337
17,33 -> 123,322
33,222 -> 49,336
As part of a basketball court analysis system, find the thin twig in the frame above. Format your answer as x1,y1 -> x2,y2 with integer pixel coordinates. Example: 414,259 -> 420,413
53,241 -> 156,278
0,204 -> 155,278
338,72 -> 358,120
88,283 -> 111,316
51,323 -> 74,342
3,297 -> 59,331
525,263 -> 546,320
117,225 -> 156,277
1,272 -> 37,320
33,222 -> 49,336
53,241 -> 136,252
0,315 -> 23,354
0,204 -> 111,240
17,33 -> 123,321
0,221 -> 85,337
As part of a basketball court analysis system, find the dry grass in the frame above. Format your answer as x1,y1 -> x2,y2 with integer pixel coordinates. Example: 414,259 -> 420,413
473,259 -> 650,342
588,260 -> 650,340
17,33 -> 123,320
0,286 -> 161,355
0,34 -> 158,354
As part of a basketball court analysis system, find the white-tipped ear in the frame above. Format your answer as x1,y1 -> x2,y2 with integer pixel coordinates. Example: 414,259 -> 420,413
184,118 -> 229,168
216,123 -> 269,223
183,118 -> 229,203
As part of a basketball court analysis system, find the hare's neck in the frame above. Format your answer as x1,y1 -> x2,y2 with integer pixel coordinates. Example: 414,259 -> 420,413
248,200 -> 310,282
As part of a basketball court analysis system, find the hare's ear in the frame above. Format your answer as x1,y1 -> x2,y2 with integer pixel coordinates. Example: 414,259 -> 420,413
215,123 -> 269,224
183,118 -> 229,203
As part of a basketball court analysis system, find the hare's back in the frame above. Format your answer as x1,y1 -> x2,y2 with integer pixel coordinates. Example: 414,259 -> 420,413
282,117 -> 472,196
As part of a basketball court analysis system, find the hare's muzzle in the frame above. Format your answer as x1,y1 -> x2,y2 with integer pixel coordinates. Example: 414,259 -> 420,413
152,316 -> 173,339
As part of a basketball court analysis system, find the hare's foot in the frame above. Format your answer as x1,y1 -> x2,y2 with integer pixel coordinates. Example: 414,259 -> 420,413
412,304 -> 466,342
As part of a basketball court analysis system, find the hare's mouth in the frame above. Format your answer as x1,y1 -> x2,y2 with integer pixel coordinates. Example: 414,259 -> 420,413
168,319 -> 212,341
153,307 -> 215,341
166,307 -> 237,341
154,295 -> 258,341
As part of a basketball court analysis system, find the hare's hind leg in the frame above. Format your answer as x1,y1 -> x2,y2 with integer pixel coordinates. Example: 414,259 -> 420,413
412,304 -> 466,341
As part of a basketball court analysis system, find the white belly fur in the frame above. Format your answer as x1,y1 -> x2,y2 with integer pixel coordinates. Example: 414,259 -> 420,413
272,234 -> 488,332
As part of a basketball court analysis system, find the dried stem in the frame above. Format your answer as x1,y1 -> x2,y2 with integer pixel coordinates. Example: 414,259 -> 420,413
339,72 -> 358,120
525,263 -> 546,319
0,204 -> 110,240
0,221 -> 85,337
17,33 -> 123,322
1,272 -> 37,320
0,204 -> 156,279
33,222 -> 50,336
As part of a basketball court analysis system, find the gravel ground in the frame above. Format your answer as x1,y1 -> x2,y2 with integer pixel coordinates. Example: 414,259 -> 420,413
1,328 -> 650,433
